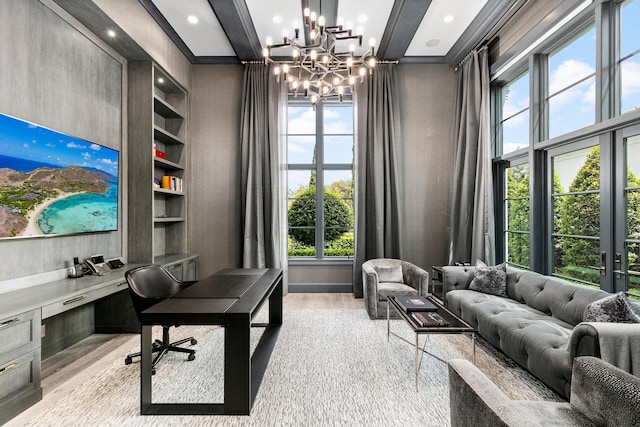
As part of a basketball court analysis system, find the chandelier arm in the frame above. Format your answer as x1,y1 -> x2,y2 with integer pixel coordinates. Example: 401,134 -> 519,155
264,8 -> 375,104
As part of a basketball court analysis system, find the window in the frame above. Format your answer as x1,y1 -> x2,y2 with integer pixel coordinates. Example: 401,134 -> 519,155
504,162 -> 530,268
287,102 -> 354,260
547,25 -> 596,138
551,144 -> 601,286
500,72 -> 530,155
619,0 -> 640,114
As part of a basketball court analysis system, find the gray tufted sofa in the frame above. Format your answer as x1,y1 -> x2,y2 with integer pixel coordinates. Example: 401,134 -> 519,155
362,259 -> 429,319
442,265 -> 640,398
448,356 -> 640,427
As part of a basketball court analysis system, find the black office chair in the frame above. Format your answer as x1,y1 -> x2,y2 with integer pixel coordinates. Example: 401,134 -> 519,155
124,265 -> 197,374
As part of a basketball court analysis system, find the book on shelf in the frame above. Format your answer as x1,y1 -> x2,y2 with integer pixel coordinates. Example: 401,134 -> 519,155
412,312 -> 449,327
394,296 -> 437,312
160,175 -> 183,192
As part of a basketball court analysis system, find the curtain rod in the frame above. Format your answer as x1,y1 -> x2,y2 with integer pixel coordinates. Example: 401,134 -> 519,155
456,0 -> 530,69
455,45 -> 488,70
242,59 -> 399,64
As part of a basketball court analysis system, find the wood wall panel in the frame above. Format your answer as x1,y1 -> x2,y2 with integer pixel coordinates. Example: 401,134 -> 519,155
92,0 -> 191,90
0,0 -> 124,281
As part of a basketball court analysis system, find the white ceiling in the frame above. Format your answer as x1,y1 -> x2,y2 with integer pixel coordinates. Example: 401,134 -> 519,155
149,0 -> 491,60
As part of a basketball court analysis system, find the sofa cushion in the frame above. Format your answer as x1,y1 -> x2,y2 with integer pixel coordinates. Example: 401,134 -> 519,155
446,289 -> 576,396
374,265 -> 404,283
583,292 -> 640,323
510,271 -> 608,326
377,282 -> 417,300
469,260 -> 507,297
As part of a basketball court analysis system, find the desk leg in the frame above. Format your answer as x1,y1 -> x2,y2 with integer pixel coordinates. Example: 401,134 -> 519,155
140,325 -> 153,413
225,314 -> 251,415
269,277 -> 283,325
415,333 -> 419,391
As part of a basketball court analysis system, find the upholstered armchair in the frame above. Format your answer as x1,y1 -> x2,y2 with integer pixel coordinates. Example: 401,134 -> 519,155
362,258 -> 429,319
448,356 -> 640,427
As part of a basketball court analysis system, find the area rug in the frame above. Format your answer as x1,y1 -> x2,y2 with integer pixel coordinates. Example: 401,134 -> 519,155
22,308 -> 561,426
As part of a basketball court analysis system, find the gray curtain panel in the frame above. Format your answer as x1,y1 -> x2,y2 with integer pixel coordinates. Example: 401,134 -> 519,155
353,64 -> 404,298
240,64 -> 286,273
448,48 -> 495,266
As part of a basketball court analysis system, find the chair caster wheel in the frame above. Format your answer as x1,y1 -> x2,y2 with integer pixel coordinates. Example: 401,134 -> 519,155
187,354 -> 195,361
151,368 -> 156,375
124,357 -> 132,365
190,338 -> 197,345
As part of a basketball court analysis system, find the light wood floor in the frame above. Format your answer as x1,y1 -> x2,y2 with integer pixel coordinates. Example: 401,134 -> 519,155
8,293 -> 362,426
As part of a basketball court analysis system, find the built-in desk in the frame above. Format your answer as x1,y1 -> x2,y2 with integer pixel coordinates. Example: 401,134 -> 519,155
139,268 -> 283,416
0,254 -> 198,425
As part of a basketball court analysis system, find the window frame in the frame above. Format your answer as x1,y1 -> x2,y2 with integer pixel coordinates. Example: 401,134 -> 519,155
287,98 -> 355,264
503,157 -> 531,269
490,0 -> 640,294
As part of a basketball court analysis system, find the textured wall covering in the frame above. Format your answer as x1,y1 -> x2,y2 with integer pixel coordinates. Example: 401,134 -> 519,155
189,65 -> 244,278
397,64 -> 457,274
0,0 -> 123,281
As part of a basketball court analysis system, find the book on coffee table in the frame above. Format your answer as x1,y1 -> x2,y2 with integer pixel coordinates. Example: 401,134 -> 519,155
412,312 -> 449,327
394,296 -> 437,313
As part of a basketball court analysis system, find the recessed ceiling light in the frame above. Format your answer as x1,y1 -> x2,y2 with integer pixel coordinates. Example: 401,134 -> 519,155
358,15 -> 368,24
187,15 -> 198,24
273,15 -> 282,24
444,15 -> 454,23
425,39 -> 440,47
157,77 -> 165,84
107,29 -> 116,38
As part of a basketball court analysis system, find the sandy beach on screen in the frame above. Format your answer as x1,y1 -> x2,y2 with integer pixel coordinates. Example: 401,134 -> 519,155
21,191 -> 81,236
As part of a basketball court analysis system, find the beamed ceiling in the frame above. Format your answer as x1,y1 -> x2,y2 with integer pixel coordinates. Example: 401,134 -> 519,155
137,0 -> 520,66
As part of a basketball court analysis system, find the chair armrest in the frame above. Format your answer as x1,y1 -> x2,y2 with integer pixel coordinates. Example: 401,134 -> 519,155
362,262 -> 379,319
570,356 -> 640,426
448,359 -> 523,427
401,261 -> 429,297
442,266 -> 475,297
569,322 -> 640,375
568,323 -> 601,360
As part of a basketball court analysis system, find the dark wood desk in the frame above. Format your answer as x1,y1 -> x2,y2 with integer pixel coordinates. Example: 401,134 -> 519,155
138,268 -> 283,415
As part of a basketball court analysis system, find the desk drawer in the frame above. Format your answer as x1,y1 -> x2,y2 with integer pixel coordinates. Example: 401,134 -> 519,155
0,350 -> 40,402
41,281 -> 128,319
0,310 -> 40,366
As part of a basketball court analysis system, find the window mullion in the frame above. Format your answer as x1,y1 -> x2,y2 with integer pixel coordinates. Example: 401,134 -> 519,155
315,103 -> 324,260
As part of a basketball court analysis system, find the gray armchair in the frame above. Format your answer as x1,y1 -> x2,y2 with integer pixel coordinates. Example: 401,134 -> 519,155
362,258 -> 429,319
448,356 -> 640,427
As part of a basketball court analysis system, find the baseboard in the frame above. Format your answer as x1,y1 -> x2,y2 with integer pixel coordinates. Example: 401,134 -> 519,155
288,283 -> 353,293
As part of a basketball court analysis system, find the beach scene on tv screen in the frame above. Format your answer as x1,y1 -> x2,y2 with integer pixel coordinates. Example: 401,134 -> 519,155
0,113 -> 119,238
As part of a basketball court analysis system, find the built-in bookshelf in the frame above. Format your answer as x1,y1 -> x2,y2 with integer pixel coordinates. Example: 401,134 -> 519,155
128,62 -> 189,263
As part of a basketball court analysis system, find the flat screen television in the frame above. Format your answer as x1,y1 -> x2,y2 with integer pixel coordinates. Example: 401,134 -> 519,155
0,112 -> 119,239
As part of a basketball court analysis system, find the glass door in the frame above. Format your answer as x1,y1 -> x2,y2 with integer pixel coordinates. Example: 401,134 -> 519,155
614,125 -> 640,298
548,138 -> 605,288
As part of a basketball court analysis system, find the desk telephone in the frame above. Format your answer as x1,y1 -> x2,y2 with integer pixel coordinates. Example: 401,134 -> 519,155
69,255 -> 125,278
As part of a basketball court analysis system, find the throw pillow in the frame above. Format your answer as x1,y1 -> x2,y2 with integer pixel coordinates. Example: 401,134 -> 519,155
375,265 -> 404,283
469,260 -> 507,297
583,292 -> 640,323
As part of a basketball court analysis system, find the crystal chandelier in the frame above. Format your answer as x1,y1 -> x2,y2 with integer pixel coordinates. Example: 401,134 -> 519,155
262,7 -> 376,105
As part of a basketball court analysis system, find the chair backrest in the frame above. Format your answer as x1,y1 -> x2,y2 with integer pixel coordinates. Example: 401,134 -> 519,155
125,264 -> 185,316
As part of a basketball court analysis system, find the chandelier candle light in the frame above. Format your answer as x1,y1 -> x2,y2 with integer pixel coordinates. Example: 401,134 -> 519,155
263,8 -> 376,105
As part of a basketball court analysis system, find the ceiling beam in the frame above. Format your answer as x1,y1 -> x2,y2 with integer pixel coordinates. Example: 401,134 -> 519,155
377,0 -> 432,61
207,0 -> 262,61
445,0 -> 521,67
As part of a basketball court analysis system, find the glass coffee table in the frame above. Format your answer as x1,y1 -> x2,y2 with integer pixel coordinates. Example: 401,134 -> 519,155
387,295 -> 477,390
